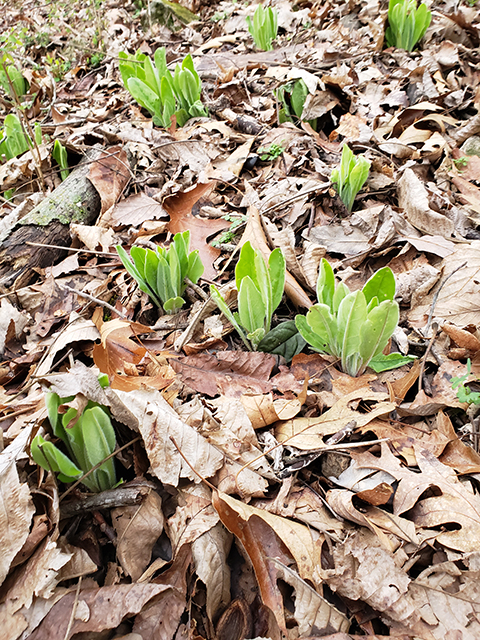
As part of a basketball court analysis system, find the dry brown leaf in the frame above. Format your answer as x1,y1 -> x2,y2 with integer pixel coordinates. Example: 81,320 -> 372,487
87,146 -> 131,214
99,192 -> 168,229
133,546 -> 191,640
397,169 -> 454,237
326,489 -> 418,549
163,181 -> 229,279
213,489 -> 325,633
169,351 -> 276,398
167,484 -> 220,551
192,522 -> 232,622
27,582 -> 173,640
240,382 -> 307,429
408,241 -> 480,327
442,323 -> 480,353
275,389 -> 395,450
112,490 -> 164,581
0,449 -> 36,587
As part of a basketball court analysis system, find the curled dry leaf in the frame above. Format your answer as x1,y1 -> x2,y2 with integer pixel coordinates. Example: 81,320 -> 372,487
192,522 -> 232,622
112,490 -> 164,581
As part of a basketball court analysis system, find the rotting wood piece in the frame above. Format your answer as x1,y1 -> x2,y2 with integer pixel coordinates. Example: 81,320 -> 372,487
0,148 -> 116,290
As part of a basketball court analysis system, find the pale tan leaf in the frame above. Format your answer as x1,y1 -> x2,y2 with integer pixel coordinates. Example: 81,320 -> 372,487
27,582 -> 173,640
0,451 -> 36,587
275,389 -> 395,450
167,484 -> 219,552
397,169 -> 454,237
112,491 -> 165,581
192,522 -> 232,622
274,561 -> 350,635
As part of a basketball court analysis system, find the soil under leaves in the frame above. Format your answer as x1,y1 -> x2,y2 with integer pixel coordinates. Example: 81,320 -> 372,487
1,0 -> 480,639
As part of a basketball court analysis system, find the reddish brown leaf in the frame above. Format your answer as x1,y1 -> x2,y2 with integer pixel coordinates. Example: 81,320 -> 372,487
88,146 -> 131,214
169,351 -> 276,397
163,181 -> 230,279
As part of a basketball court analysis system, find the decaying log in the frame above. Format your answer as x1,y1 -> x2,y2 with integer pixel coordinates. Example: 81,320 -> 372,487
0,147 -> 128,290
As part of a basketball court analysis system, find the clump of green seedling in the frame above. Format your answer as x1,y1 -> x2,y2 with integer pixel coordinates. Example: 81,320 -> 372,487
451,359 -> 480,405
296,259 -> 401,377
258,142 -> 285,161
277,79 -> 317,130
331,145 -> 371,212
246,5 -> 278,51
116,230 -> 204,314
0,113 -> 42,162
52,140 -> 69,181
385,0 -> 432,52
210,241 -> 287,351
119,48 -> 207,128
31,379 -> 117,493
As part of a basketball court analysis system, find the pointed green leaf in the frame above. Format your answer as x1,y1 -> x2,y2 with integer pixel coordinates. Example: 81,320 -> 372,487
238,277 -> 265,334
362,266 -> 396,304
316,258 -> 335,309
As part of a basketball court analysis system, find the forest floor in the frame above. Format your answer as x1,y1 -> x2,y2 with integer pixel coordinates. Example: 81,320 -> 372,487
1,0 -> 480,638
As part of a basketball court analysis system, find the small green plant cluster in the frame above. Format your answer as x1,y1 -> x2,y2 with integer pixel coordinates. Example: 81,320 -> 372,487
52,139 -> 69,180
296,260 -> 401,377
277,79 -> 317,130
331,145 -> 371,212
119,48 -> 207,128
0,55 -> 27,100
31,383 -> 117,493
246,5 -> 278,51
258,142 -> 285,161
0,114 -> 42,162
210,241 -> 286,351
451,359 -> 480,405
385,0 -> 432,52
116,231 -> 204,314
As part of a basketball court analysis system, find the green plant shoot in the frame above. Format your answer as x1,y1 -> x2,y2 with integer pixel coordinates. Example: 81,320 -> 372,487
116,230 -> 204,314
277,79 -> 317,130
52,140 -> 69,181
246,5 -> 278,51
0,113 -> 42,162
296,259 -> 400,377
257,142 -> 285,161
210,241 -> 286,351
31,385 -> 117,493
385,0 -> 432,52
451,359 -> 480,405
331,144 -> 371,212
119,48 -> 207,128
0,55 -> 27,99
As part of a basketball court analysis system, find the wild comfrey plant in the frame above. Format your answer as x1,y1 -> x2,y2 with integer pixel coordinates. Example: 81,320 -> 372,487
295,259 -> 400,377
246,5 -> 278,51
210,241 -> 286,351
31,383 -> 117,493
119,48 -> 207,128
331,145 -> 371,212
385,0 -> 432,51
116,231 -> 204,314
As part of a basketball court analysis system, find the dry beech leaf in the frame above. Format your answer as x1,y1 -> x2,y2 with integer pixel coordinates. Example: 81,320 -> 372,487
112,490 -> 164,581
275,389 -> 395,450
87,146 -> 131,214
167,484 -> 220,551
27,582 -> 173,640
133,546 -> 191,639
240,380 -> 307,429
169,351 -> 276,398
442,323 -> 480,353
274,561 -> 350,635
326,489 -> 418,550
192,522 -> 232,622
212,490 -> 326,633
163,181 -> 229,280
99,192 -> 168,229
0,453 -> 36,586
397,168 -> 454,238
